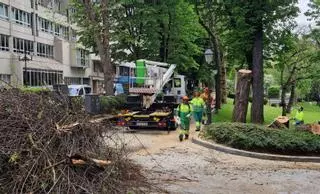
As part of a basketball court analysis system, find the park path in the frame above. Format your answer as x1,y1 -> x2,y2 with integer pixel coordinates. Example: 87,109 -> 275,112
111,127 -> 320,194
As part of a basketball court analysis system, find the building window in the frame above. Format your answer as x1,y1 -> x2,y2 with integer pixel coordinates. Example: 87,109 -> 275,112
64,77 -> 81,85
37,43 -> 53,58
38,0 -> 53,8
0,3 -> 9,20
54,24 -> 61,36
0,74 -> 10,85
23,68 -> 62,86
76,49 -> 89,67
69,7 -> 76,15
13,37 -> 34,54
0,34 -> 9,51
11,7 -> 31,27
54,24 -> 69,39
64,77 -> 90,85
71,29 -> 77,41
38,17 -> 54,34
62,26 -> 69,40
93,61 -> 103,73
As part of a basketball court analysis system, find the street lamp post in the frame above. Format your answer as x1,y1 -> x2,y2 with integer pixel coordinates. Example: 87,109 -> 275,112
18,46 -> 33,87
204,49 -> 214,125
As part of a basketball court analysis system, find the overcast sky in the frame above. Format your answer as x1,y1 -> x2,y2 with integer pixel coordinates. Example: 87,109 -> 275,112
296,0 -> 314,27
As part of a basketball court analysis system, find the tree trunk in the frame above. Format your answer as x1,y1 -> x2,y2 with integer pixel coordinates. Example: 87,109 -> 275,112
100,0 -> 114,95
220,53 -> 227,104
281,86 -> 287,116
83,0 -> 114,95
251,25 -> 264,124
232,69 -> 252,123
286,82 -> 296,113
213,36 -> 221,110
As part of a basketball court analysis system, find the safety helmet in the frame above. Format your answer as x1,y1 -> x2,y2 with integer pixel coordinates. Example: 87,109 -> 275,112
182,96 -> 189,101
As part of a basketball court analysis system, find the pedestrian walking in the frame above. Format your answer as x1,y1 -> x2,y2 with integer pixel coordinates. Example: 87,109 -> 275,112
200,87 -> 213,125
191,91 -> 205,131
177,96 -> 192,141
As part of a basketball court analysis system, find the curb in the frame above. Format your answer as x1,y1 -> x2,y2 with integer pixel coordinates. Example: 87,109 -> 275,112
192,136 -> 320,163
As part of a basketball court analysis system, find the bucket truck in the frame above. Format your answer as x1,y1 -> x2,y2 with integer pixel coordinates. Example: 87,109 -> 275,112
112,59 -> 187,130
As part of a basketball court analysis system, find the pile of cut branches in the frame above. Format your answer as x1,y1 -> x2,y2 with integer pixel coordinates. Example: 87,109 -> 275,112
0,89 -> 145,193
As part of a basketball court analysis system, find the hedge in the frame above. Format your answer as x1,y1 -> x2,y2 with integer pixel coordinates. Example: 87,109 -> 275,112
20,87 -> 50,94
204,122 -> 320,156
100,95 -> 126,113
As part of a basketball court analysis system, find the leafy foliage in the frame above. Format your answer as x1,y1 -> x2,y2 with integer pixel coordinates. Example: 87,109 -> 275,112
100,95 -> 126,112
111,0 -> 205,72
306,0 -> 320,26
307,79 -> 320,101
205,122 -> 320,156
268,86 -> 280,98
20,87 -> 50,94
70,0 -> 115,95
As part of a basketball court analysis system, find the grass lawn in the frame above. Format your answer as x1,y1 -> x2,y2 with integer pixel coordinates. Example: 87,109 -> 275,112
213,99 -> 320,125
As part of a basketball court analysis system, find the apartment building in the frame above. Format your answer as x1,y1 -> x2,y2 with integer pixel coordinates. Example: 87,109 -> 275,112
0,0 -> 104,93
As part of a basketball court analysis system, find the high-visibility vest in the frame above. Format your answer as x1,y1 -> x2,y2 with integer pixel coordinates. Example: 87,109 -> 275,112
295,111 -> 304,121
191,97 -> 205,112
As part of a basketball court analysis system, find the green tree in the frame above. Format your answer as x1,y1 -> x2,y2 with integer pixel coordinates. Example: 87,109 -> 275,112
111,1 -> 160,62
273,32 -> 320,115
193,0 -> 228,110
218,0 -> 299,123
306,0 -> 320,26
111,0 -> 204,72
71,0 -> 115,95
308,79 -> 320,103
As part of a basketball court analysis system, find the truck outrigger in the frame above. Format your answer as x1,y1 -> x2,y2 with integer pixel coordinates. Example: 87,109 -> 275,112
113,59 -> 187,130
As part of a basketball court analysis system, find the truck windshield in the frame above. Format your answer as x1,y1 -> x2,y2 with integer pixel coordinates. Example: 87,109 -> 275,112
174,78 -> 181,87
119,66 -> 130,76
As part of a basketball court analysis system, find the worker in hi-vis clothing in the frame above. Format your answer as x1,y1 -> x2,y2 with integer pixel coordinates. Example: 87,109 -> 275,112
191,91 -> 205,131
294,107 -> 304,125
177,96 -> 192,141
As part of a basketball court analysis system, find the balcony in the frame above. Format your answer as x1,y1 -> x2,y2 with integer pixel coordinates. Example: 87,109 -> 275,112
70,58 -> 89,69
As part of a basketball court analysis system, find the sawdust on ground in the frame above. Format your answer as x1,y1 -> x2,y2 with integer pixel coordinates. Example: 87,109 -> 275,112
110,126 -> 320,194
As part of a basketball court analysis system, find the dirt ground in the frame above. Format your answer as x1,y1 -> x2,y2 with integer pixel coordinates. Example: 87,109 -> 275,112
109,126 -> 320,194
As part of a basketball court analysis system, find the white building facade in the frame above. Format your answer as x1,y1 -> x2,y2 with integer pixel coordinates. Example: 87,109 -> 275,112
0,0 -> 104,93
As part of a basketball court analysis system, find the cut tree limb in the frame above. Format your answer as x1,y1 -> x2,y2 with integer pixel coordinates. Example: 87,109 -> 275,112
69,155 -> 112,168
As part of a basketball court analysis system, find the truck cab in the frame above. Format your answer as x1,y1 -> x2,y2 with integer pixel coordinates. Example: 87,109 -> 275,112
163,75 -> 186,100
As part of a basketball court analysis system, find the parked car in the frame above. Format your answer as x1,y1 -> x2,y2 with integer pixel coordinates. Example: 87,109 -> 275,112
68,85 -> 92,97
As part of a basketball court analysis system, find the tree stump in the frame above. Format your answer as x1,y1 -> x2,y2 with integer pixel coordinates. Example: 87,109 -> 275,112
232,69 -> 252,122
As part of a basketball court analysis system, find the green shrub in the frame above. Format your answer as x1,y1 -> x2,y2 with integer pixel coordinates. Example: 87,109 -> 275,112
227,79 -> 235,95
100,95 -> 126,112
205,122 -> 320,156
268,86 -> 280,98
20,87 -> 50,94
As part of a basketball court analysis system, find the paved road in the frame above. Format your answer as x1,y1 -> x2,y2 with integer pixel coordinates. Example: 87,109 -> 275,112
110,127 -> 320,194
